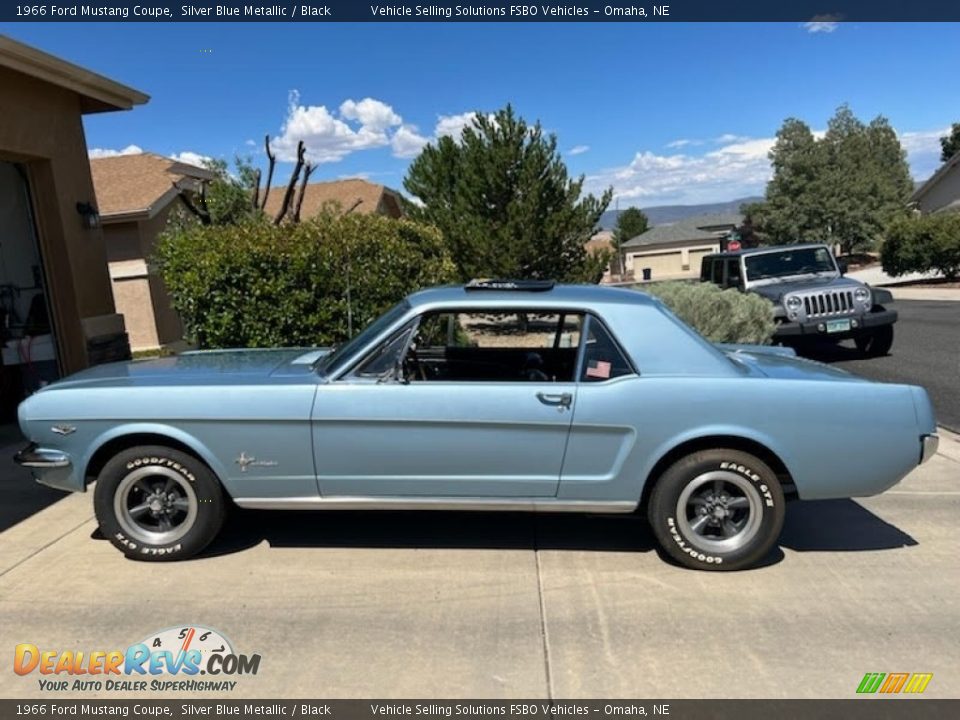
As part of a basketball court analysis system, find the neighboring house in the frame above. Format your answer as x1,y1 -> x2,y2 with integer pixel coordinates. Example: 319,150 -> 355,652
90,152 -> 214,352
911,150 -> 960,215
262,178 -> 404,219
586,230 -> 616,282
0,35 -> 147,419
620,213 -> 743,281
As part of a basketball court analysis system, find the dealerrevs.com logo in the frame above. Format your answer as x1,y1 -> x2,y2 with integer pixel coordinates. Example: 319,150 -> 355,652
14,625 -> 261,692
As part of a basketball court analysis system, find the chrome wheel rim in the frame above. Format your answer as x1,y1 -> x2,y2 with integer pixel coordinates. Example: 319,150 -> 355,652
676,471 -> 763,554
114,467 -> 198,545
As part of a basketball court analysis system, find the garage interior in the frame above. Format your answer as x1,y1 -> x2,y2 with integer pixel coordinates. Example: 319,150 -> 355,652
0,161 -> 59,423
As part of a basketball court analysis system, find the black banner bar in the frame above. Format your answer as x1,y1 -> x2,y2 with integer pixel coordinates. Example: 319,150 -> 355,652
3,1 -> 960,23
1,700 -> 958,720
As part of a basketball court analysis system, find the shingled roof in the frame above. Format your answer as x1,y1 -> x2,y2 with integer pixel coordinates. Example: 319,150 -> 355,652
90,152 -> 214,220
261,179 -> 404,220
621,212 -> 743,249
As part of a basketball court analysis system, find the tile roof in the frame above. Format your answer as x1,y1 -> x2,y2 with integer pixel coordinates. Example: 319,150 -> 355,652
261,179 -> 403,219
90,152 -> 213,218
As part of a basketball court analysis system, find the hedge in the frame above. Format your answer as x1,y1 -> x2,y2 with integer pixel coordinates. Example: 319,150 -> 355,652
641,281 -> 776,345
882,213 -> 960,281
155,212 -> 456,349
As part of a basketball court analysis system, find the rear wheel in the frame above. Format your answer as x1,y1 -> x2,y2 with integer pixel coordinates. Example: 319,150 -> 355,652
648,449 -> 785,571
93,445 -> 225,561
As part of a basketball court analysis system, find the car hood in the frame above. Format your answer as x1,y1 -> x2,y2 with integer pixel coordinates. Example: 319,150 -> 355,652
39,348 -> 332,390
719,344 -> 866,382
750,276 -> 864,303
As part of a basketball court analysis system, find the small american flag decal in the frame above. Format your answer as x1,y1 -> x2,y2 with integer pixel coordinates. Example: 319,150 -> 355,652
586,360 -> 611,379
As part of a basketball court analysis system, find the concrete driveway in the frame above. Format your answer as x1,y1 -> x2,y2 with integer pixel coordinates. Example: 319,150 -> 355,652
1,433 -> 958,699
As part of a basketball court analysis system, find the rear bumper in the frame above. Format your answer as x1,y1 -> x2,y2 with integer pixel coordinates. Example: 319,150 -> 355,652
14,443 -> 70,469
920,434 -> 939,465
773,309 -> 897,340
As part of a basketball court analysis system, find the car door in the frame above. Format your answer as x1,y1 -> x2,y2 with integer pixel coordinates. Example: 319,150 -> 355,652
311,309 -> 582,498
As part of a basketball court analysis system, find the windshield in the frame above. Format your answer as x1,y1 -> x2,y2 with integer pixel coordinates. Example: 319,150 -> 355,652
315,300 -> 411,376
744,247 -> 837,281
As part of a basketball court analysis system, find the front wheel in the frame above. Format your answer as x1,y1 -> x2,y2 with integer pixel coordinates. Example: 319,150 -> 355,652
648,449 -> 785,571
854,323 -> 894,357
93,445 -> 225,561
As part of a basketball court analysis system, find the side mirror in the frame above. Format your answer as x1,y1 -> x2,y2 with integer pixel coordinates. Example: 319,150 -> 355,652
837,259 -> 848,275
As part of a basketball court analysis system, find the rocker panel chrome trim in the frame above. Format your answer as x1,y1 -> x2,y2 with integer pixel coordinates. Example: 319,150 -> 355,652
233,496 -> 638,513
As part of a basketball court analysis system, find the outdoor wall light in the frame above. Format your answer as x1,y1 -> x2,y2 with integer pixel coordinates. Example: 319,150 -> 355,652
76,201 -> 100,230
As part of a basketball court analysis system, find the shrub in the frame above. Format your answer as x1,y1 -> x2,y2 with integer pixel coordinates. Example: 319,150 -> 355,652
641,281 -> 776,345
155,212 -> 456,349
883,213 -> 960,280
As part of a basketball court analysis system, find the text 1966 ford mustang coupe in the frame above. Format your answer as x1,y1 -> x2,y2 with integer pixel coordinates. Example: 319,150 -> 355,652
15,281 -> 939,570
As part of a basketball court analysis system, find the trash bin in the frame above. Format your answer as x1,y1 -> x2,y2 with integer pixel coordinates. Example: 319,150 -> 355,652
642,268 -> 652,281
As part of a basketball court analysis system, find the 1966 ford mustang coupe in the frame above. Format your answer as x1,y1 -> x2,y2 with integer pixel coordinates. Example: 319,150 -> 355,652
15,281 -> 939,570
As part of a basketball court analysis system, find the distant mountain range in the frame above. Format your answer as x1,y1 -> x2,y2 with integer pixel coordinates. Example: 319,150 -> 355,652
599,196 -> 763,230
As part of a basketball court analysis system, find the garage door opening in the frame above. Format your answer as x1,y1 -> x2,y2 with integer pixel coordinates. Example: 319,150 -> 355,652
0,161 -> 60,423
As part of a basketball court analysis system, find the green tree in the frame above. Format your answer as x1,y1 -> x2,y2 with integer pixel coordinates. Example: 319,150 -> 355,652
749,106 -> 913,255
613,206 -> 650,243
749,118 -> 825,244
172,156 -> 262,228
941,123 -> 960,162
403,105 -> 612,282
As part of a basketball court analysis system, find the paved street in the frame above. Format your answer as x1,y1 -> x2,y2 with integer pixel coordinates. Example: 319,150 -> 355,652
1,433 -> 958,699
805,299 -> 960,431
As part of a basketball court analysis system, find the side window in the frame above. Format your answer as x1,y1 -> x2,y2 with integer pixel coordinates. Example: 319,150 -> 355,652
711,260 -> 723,285
579,317 -> 634,383
411,310 -> 583,382
700,258 -> 713,282
353,324 -> 414,378
725,258 -> 742,288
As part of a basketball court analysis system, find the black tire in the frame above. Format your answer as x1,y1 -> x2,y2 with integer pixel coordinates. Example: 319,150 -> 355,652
93,445 -> 225,561
648,449 -> 785,571
854,323 -> 894,357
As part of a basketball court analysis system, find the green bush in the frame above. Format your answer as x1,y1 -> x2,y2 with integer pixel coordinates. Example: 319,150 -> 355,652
641,281 -> 776,345
155,212 -> 456,349
883,213 -> 960,280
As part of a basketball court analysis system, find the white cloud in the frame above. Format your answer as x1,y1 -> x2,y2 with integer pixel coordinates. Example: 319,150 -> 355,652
391,124 -> 431,158
714,133 -> 750,144
339,98 -> 402,132
168,151 -> 211,167
666,139 -> 692,149
88,144 -> 143,159
569,145 -> 590,156
434,111 -> 481,139
273,90 -> 402,164
586,125 -> 948,207
804,21 -> 839,34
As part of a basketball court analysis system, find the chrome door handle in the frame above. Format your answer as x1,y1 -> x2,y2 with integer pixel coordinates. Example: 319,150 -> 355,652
536,392 -> 572,408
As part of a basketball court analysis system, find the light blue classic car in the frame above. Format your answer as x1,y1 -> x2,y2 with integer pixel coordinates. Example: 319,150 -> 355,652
15,281 -> 939,570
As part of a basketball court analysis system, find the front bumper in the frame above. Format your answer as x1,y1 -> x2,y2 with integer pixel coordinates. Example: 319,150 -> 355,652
773,309 -> 897,340
920,434 -> 939,465
14,443 -> 70,469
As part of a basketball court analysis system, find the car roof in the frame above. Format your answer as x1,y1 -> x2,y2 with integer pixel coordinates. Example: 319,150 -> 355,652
704,243 -> 829,260
406,283 -> 657,309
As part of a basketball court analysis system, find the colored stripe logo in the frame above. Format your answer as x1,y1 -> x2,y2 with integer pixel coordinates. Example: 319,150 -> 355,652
857,672 -> 933,694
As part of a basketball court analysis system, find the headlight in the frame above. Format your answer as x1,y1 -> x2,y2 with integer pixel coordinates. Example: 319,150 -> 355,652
785,295 -> 802,311
854,287 -> 871,305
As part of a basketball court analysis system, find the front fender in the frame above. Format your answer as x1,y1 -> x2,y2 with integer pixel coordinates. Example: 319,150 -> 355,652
79,423 -> 229,491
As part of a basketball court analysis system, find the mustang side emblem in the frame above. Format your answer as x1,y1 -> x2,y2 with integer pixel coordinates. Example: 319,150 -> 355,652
235,452 -> 278,473
50,425 -> 76,436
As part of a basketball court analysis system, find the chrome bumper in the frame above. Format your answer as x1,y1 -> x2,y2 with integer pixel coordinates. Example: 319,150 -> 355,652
920,434 -> 939,465
14,443 -> 71,469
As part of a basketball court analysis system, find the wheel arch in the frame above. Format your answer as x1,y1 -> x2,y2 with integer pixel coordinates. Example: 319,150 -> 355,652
82,425 -> 228,492
639,434 -> 797,512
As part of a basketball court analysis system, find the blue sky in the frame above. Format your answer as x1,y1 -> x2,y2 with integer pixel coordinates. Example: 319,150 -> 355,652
10,21 -> 960,206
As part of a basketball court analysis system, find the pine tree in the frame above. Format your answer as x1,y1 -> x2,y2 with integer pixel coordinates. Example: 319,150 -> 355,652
403,105 -> 612,282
